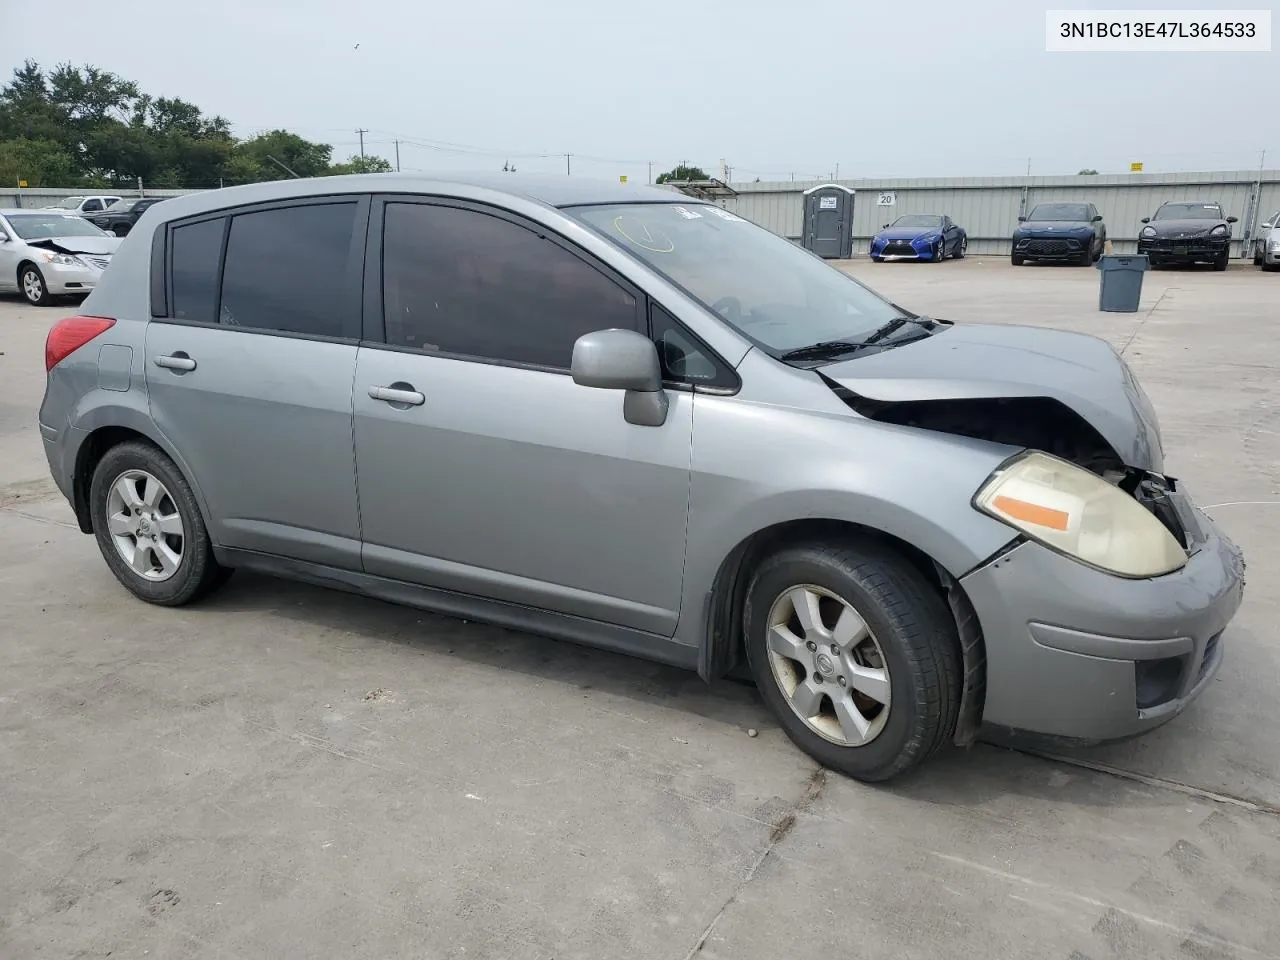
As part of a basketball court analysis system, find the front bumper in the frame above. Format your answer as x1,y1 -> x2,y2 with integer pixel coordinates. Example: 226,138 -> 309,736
41,259 -> 107,295
1137,237 -> 1229,262
961,500 -> 1245,746
871,238 -> 943,261
1013,236 -> 1088,260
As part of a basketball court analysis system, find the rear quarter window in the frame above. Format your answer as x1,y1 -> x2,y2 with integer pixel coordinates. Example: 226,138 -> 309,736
169,218 -> 226,324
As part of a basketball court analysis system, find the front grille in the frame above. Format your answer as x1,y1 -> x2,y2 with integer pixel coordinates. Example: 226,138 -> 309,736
85,256 -> 111,271
883,241 -> 915,256
1194,632 -> 1222,686
1023,238 -> 1077,255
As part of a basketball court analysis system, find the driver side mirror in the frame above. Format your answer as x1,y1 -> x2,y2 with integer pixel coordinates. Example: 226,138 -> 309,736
571,328 -> 668,427
881,223 -> 889,229
1141,217 -> 1151,224
1017,215 -> 1027,222
1092,214 -> 1103,222
1227,215 -> 1238,223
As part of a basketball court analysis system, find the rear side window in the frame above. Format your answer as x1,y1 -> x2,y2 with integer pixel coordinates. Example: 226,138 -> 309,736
170,218 -> 225,324
381,202 -> 639,369
218,203 -> 357,337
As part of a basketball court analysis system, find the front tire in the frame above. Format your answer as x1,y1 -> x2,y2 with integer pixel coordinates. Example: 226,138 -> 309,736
110,224 -> 129,237
19,264 -> 53,306
954,237 -> 966,259
743,540 -> 961,782
89,441 -> 232,606
1213,252 -> 1229,272
1011,253 -> 1024,266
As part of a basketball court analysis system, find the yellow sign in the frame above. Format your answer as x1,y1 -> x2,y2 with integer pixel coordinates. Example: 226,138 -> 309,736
619,175 -> 628,183
17,179 -> 27,187
1130,162 -> 1143,172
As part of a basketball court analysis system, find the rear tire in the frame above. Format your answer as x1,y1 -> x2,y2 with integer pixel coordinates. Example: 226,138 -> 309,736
19,264 -> 53,306
743,540 -> 961,782
89,441 -> 232,606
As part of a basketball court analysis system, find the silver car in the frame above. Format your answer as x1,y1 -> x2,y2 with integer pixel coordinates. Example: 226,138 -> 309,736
1252,210 -> 1280,270
0,210 -> 122,305
37,174 -> 1246,782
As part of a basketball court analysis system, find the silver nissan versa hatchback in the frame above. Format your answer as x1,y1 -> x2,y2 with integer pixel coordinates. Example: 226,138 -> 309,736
39,173 -> 1247,782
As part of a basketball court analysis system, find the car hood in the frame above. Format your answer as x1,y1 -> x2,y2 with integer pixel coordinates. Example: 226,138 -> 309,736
25,236 -> 122,256
819,323 -> 1164,471
1016,220 -> 1094,234
1144,218 -> 1225,237
875,227 -> 939,241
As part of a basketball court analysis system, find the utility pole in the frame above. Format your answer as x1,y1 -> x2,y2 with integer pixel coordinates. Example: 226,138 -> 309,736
1026,157 -> 1032,176
394,139 -> 401,172
265,154 -> 301,178
565,153 -> 571,175
835,162 -> 839,180
137,176 -> 144,197
357,128 -> 368,159
648,161 -> 653,184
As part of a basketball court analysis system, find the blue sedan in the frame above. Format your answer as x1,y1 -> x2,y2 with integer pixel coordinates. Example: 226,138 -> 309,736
869,214 -> 967,262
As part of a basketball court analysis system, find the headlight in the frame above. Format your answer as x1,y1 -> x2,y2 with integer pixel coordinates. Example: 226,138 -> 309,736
973,451 -> 1187,578
922,234 -> 940,243
1210,224 -> 1228,237
1269,239 -> 1280,250
40,252 -> 85,267
1140,226 -> 1156,238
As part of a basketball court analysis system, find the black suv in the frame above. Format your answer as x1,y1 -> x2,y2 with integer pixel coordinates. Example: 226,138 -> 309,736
1138,201 -> 1237,270
82,196 -> 169,237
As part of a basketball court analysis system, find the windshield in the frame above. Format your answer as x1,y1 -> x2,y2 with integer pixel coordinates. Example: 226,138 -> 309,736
1029,203 -> 1090,221
570,203 -> 910,353
5,214 -> 111,240
891,215 -> 942,228
1155,202 -> 1223,220
108,199 -> 139,212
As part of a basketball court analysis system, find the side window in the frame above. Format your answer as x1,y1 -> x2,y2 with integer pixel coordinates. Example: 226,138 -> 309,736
218,202 -> 357,337
169,217 -> 225,324
650,303 -> 737,390
381,202 -> 639,369
83,200 -> 102,213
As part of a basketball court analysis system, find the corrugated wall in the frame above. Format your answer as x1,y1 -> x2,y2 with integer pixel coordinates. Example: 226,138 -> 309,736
713,170 -> 1280,257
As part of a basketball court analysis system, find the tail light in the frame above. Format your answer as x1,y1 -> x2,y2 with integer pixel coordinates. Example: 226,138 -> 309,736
45,316 -> 116,372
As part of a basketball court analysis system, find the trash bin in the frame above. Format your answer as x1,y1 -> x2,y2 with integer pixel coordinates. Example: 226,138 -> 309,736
1096,254 -> 1150,313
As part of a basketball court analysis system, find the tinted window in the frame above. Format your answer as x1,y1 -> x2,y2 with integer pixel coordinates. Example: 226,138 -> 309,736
170,217 -> 225,324
382,203 -> 639,368
1029,203 -> 1091,221
1154,202 -> 1223,221
650,303 -> 735,389
218,203 -> 356,336
82,200 -> 102,212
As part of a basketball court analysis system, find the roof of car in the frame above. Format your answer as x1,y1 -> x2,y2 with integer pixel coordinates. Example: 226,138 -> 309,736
134,172 -> 690,223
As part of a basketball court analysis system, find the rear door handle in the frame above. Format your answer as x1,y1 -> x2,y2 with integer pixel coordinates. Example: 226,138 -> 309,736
154,353 -> 196,372
368,385 -> 425,406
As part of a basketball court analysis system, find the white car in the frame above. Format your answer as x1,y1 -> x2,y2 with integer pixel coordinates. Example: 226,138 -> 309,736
1252,210 -> 1280,272
0,210 -> 123,306
41,195 -> 123,215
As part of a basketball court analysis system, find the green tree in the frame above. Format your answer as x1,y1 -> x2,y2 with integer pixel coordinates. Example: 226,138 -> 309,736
233,129 -> 334,180
0,137 -> 81,187
656,163 -> 710,184
327,154 -> 394,175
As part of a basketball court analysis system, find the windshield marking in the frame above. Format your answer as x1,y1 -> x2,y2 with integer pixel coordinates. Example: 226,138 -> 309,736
612,216 -> 675,253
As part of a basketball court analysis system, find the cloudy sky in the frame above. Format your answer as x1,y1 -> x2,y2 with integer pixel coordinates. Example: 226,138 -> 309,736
3,0 -> 1276,185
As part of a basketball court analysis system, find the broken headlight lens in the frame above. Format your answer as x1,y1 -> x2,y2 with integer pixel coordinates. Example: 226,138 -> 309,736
973,451 -> 1187,578
40,252 -> 85,268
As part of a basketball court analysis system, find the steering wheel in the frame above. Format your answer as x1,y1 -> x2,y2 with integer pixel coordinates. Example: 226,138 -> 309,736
710,296 -> 743,323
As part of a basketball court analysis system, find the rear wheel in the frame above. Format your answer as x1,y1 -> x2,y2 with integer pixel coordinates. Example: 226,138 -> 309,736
743,540 -> 961,782
89,441 -> 232,606
19,264 -> 53,306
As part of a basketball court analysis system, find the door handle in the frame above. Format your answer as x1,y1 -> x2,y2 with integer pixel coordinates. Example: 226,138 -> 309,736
154,353 -> 196,372
369,385 -> 425,406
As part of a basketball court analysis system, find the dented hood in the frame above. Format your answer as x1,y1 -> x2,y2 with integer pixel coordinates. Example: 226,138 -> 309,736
820,323 -> 1165,471
26,236 -> 121,256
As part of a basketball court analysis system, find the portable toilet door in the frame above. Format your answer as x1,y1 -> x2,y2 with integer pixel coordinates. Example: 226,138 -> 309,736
802,183 -> 855,259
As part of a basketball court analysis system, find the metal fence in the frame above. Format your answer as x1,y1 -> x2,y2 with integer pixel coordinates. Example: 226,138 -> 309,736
708,170 -> 1280,258
0,187 -> 200,209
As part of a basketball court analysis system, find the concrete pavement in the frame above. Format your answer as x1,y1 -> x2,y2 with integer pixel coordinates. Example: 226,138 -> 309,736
1,258 -> 1277,959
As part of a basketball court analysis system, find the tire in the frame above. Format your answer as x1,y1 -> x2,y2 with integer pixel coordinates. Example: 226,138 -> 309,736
1213,252 -> 1229,272
933,239 -> 946,262
871,256 -> 884,263
19,263 -> 53,306
743,540 -> 961,782
1011,253 -> 1024,266
89,441 -> 232,606
1252,246 -> 1262,266
954,237 -> 966,259
110,224 -> 129,237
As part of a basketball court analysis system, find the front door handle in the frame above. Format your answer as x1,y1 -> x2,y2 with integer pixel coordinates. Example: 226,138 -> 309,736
154,353 -> 196,372
369,384 -> 425,406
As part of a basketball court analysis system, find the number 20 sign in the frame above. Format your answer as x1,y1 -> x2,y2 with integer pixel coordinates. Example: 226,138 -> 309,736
876,192 -> 896,206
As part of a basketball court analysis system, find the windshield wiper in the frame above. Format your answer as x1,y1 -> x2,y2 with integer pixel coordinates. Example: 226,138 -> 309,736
779,316 -> 934,362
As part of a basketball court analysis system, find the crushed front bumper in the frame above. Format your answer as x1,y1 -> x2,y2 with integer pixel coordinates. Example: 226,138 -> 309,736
42,259 -> 108,295
961,496 -> 1245,746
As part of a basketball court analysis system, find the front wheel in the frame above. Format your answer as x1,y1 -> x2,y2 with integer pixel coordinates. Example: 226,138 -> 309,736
89,441 -> 232,606
19,264 -> 53,306
744,540 -> 961,782
1213,252 -> 1229,272
110,224 -> 129,237
1011,253 -> 1024,266
953,237 -> 966,259
933,239 -> 946,262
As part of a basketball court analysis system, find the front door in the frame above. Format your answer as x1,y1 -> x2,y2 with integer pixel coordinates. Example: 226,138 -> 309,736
811,192 -> 845,259
146,199 -> 367,569
352,198 -> 693,635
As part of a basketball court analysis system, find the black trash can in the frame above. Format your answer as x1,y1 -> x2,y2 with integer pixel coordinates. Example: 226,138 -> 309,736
1096,254 -> 1150,313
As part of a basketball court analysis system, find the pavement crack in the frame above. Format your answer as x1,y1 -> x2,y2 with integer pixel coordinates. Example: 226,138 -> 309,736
1118,286 -> 1172,356
1008,748 -> 1280,817
682,766 -> 828,959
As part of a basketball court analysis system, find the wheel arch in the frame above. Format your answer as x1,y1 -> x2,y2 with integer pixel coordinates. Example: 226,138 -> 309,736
698,517 -> 988,746
69,412 -> 214,539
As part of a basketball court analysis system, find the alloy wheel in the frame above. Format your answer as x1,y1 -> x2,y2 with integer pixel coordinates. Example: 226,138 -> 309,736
105,469 -> 186,582
765,584 -> 891,746
22,269 -> 43,304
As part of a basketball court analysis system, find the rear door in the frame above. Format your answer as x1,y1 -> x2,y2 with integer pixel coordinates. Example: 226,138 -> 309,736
145,195 -> 369,569
351,197 -> 693,635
